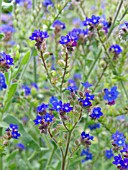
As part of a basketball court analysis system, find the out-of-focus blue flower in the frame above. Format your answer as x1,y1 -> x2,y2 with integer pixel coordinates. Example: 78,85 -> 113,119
22,85 -> 31,96
104,86 -> 119,103
15,0 -> 32,8
85,93 -> 95,100
0,73 -> 7,90
10,124 -> 18,130
43,0 -> 54,7
105,149 -> 114,159
31,82 -> 38,90
0,24 -> 15,33
59,35 -> 70,45
81,148 -> 93,163
17,143 -> 25,150
90,107 -> 103,119
52,20 -> 66,30
63,103 -> 73,112
68,79 -> 78,91
49,96 -> 58,105
88,123 -> 100,130
113,154 -> 122,165
109,44 -> 122,54
72,18 -> 82,27
73,73 -> 82,80
66,86 -> 77,92
81,81 -> 92,88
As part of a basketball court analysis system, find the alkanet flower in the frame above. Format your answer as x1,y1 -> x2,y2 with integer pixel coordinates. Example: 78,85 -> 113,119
33,115 -> 43,125
10,124 -> 18,130
68,29 -> 79,41
105,149 -> 114,159
63,103 -> 73,112
52,20 -> 66,30
82,98 -> 92,107
29,30 -> 49,41
59,35 -> 70,44
112,131 -> 126,147
16,143 -> 25,150
109,44 -> 122,54
43,113 -> 54,122
113,154 -> 122,165
91,15 -> 100,25
81,148 -> 93,163
81,81 -> 92,88
36,103 -> 48,113
43,0 -> 54,7
90,107 -> 103,119
85,93 -> 95,100
22,85 -> 31,96
12,131 -> 21,139
0,52 -> 14,71
6,124 -> 21,140
52,100 -> 63,111
104,86 -> 119,103
81,132 -> 93,146
0,72 -> 7,90
82,17 -> 92,26
88,123 -> 100,130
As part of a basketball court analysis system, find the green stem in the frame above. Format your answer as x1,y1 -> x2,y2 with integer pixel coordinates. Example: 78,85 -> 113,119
0,128 -> 3,170
33,56 -> 37,83
0,0 -> 2,19
60,52 -> 68,94
46,147 -> 56,170
107,0 -> 123,39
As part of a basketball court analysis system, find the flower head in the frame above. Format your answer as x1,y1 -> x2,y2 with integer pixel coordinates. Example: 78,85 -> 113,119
52,20 -> 66,30
52,100 -> 63,111
91,15 -> 100,25
81,81 -> 92,88
88,123 -> 100,130
104,86 -> 119,103
81,148 -> 93,163
82,98 -> 92,107
109,44 -> 122,54
59,35 -> 70,45
43,113 -> 54,122
29,30 -> 49,42
63,103 -> 73,112
22,85 -> 31,96
16,143 -> 25,150
90,107 -> 103,119
6,124 -> 20,139
112,131 -> 126,147
85,93 -> 95,100
33,115 -> 43,125
0,52 -> 14,71
36,103 -> 48,113
105,149 -> 114,159
43,0 -> 54,7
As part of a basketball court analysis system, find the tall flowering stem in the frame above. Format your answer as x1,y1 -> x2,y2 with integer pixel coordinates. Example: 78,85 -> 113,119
60,52 -> 68,94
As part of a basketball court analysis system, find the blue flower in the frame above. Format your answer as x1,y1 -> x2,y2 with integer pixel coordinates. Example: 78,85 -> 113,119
59,35 -> 70,45
73,73 -> 82,80
90,107 -> 103,119
82,98 -> 92,107
43,113 -> 54,122
22,85 -> 31,96
81,132 -> 94,140
85,93 -> 95,100
63,103 -> 73,112
112,131 -> 126,147
68,29 -> 79,41
0,52 -> 14,66
81,148 -> 93,163
104,86 -> 119,103
82,17 -> 92,26
29,30 -> 49,41
33,115 -> 43,125
49,96 -> 58,105
66,86 -> 77,92
0,73 -> 7,90
81,81 -> 92,88
112,154 -> 122,165
113,154 -> 128,169
43,0 -> 54,7
31,82 -> 38,90
15,0 -> 32,8
52,100 -> 62,111
52,20 -> 66,30
109,44 -> 122,54
17,143 -> 25,150
120,144 -> 128,153
88,123 -> 100,130
91,15 -> 100,25
10,124 -> 18,130
36,103 -> 48,113
12,131 -> 21,139
68,79 -> 78,90
105,149 -> 114,159
0,24 -> 15,33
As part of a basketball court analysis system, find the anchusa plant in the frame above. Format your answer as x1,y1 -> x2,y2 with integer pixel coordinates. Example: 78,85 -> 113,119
0,0 -> 128,170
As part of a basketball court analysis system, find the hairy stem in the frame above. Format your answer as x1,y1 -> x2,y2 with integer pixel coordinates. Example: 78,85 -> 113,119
0,128 -> 3,170
33,56 -> 37,83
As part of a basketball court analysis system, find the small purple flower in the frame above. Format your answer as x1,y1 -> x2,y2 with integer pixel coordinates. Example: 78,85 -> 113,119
81,81 -> 92,88
59,35 -> 70,45
109,44 -> 122,54
105,149 -> 114,159
52,100 -> 63,111
33,115 -> 43,125
12,131 -> 21,139
0,24 -> 15,33
90,107 -> 103,119
82,17 -> 92,26
7,124 -> 21,139
17,143 -> 25,150
29,30 -> 49,42
0,73 -> 7,90
66,86 -> 77,92
0,52 -> 14,66
88,123 -> 100,130
43,0 -> 54,7
112,131 -> 126,147
81,148 -> 93,163
68,29 -> 79,41
91,15 -> 100,25
112,154 -> 122,165
43,113 -> 54,122
52,20 -> 66,30
10,124 -> 18,130
63,103 -> 73,112
81,132 -> 94,140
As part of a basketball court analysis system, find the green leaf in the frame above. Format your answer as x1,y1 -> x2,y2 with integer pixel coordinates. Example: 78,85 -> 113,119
3,115 -> 39,149
0,33 -> 4,40
20,51 -> 30,66
0,122 -> 8,128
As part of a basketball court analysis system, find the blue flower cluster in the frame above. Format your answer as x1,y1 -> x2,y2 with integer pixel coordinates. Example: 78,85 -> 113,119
109,44 -> 122,55
0,52 -> 14,71
81,131 -> 94,146
0,72 -> 7,90
112,131 -> 126,147
6,124 -> 21,139
104,86 -> 119,105
0,24 -> 15,33
113,154 -> 128,170
81,148 -> 93,163
105,149 -> 114,159
52,20 -> 66,30
16,143 -> 25,150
